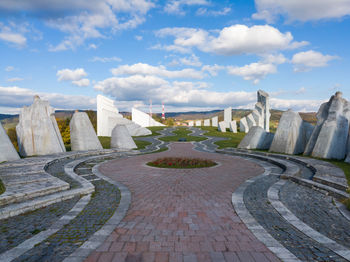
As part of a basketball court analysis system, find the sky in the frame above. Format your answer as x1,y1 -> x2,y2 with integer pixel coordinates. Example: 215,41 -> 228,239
0,0 -> 349,114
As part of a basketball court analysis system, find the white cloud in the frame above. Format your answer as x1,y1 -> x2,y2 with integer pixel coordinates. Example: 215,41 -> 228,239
253,0 -> 350,23
227,62 -> 277,84
6,77 -> 24,82
90,56 -> 122,63
57,68 -> 88,81
5,66 -> 14,72
72,78 -> 90,87
196,7 -> 231,16
0,22 -> 27,47
270,97 -> 323,112
201,64 -> 224,76
135,35 -> 143,41
260,53 -> 287,64
164,0 -> 210,15
295,87 -> 306,94
155,24 -> 306,56
111,63 -> 205,79
179,54 -> 202,67
291,50 -> 338,72
0,86 -> 96,110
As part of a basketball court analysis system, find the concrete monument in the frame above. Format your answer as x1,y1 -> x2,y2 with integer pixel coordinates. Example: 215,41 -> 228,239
304,92 -> 350,160
111,124 -> 137,150
212,116 -> 218,127
224,107 -> 232,123
0,122 -> 20,162
70,111 -> 103,151
195,120 -> 202,126
132,107 -> 165,127
16,96 -> 66,157
246,114 -> 256,129
229,121 -> 237,133
257,90 -> 270,132
188,121 -> 194,126
204,119 -> 210,126
218,121 -> 228,132
238,126 -> 273,150
240,117 -> 249,133
269,110 -> 312,155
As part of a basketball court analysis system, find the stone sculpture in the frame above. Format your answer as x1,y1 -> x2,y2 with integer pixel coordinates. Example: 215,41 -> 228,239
0,122 -> 20,162
304,92 -> 350,160
246,114 -> 256,129
269,110 -> 313,155
204,119 -> 210,126
224,107 -> 232,123
252,109 -> 264,128
238,126 -> 274,150
240,117 -> 249,133
229,121 -> 237,133
111,124 -> 137,150
16,96 -> 66,157
132,107 -> 165,127
218,121 -> 228,132
97,95 -> 151,136
195,120 -> 202,126
212,116 -> 218,127
188,121 -> 194,126
70,111 -> 103,151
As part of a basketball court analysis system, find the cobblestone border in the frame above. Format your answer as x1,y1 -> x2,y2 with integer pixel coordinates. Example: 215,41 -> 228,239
0,194 -> 91,262
268,179 -> 350,261
63,158 -> 131,262
231,162 -> 300,262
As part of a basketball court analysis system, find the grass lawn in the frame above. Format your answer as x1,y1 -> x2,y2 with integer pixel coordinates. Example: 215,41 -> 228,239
139,126 -> 167,137
98,136 -> 152,150
0,179 -> 5,195
200,126 -> 246,149
159,127 -> 207,142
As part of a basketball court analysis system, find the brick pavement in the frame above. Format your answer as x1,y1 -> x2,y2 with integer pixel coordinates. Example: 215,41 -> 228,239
86,143 -> 280,262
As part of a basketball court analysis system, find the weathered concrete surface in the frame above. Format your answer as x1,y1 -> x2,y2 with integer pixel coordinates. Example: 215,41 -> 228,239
240,117 -> 249,133
224,107 -> 232,123
304,92 -> 350,160
203,119 -> 210,126
114,118 -> 151,136
258,90 -> 271,132
229,120 -> 237,133
0,122 -> 20,162
70,112 -> 103,151
16,96 -> 66,157
195,120 -> 202,126
132,107 -> 165,127
212,116 -> 218,127
238,126 -> 272,150
246,113 -> 256,129
269,110 -> 311,155
111,125 -> 137,150
252,109 -> 264,128
97,94 -> 123,137
188,121 -> 194,126
218,121 -> 227,132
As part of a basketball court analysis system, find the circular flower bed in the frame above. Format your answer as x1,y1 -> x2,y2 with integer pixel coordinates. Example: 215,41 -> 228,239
147,157 -> 217,169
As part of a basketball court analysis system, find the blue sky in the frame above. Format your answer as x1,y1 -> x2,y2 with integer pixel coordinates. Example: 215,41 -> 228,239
0,0 -> 349,114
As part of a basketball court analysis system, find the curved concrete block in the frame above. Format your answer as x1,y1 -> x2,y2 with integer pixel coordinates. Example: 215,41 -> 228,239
240,117 -> 249,133
0,122 -> 20,162
238,126 -> 273,150
229,121 -> 237,133
111,125 -> 137,150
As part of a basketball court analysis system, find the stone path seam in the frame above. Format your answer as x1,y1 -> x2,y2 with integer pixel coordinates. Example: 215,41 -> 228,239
0,194 -> 91,262
63,159 -> 131,262
231,168 -> 300,262
268,179 -> 350,261
336,201 -> 350,222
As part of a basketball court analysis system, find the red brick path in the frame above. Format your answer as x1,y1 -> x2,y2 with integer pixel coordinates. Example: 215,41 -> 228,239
86,143 -> 279,262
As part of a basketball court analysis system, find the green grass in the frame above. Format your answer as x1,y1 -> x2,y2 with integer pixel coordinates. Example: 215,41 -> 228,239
98,136 -> 151,150
159,127 -> 207,142
0,179 -> 5,195
139,126 -> 167,137
147,157 -> 217,169
320,159 -> 350,187
134,139 -> 152,150
200,126 -> 246,149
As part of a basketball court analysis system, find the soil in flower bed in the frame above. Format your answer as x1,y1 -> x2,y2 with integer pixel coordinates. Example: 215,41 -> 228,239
147,157 -> 217,169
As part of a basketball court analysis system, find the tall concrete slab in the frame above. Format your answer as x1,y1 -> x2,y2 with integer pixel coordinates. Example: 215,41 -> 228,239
204,119 -> 210,126
0,122 -> 20,162
195,120 -> 202,126
218,121 -> 227,132
252,109 -> 264,128
229,121 -> 237,133
132,107 -> 165,127
212,116 -> 218,127
238,126 -> 273,150
16,96 -> 66,157
345,140 -> 350,163
246,114 -> 256,129
240,117 -> 249,133
304,92 -> 350,160
114,117 -> 151,136
188,121 -> 194,126
257,90 -> 270,132
269,110 -> 309,155
111,125 -> 137,150
97,95 -> 123,137
70,112 -> 103,151
224,107 -> 232,123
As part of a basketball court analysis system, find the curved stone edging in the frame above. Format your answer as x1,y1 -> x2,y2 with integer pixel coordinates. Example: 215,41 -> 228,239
62,158 -> 131,262
268,179 -> 350,261
231,167 -> 300,262
0,194 -> 91,262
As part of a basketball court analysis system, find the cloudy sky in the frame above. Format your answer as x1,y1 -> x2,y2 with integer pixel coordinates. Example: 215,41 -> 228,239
1,0 -> 349,114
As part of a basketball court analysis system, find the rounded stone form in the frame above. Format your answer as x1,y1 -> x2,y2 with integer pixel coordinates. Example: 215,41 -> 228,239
111,124 -> 137,150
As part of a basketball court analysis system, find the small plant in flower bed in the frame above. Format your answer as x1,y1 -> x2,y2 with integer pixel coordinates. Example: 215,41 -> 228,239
147,157 -> 217,169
